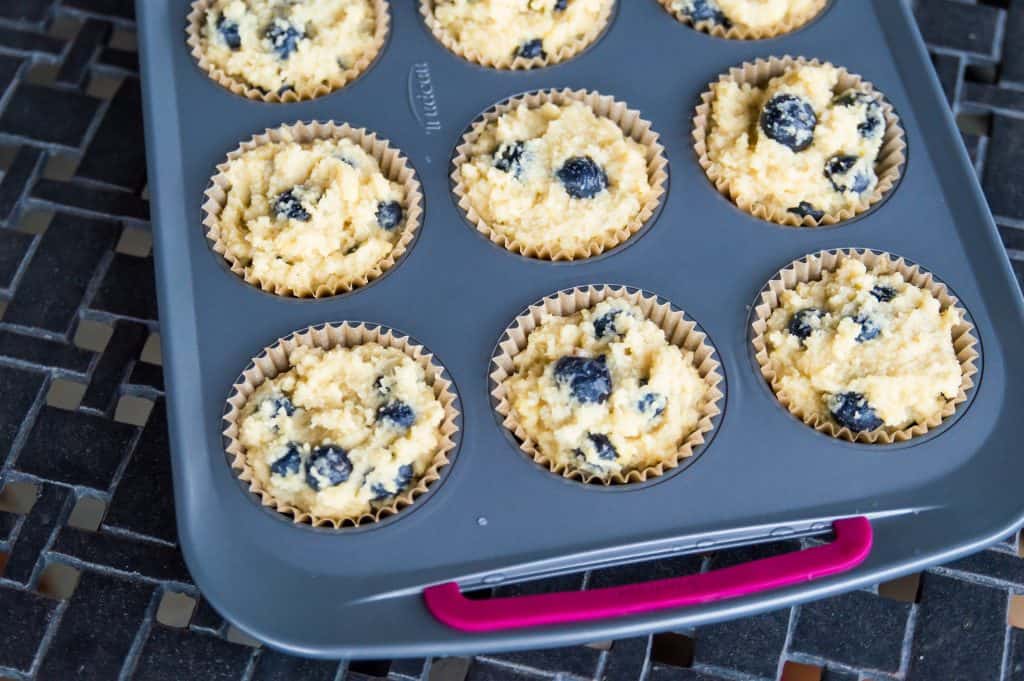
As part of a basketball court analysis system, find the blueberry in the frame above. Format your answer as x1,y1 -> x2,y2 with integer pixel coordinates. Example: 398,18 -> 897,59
216,16 -> 241,50
834,90 -> 884,139
553,355 -> 612,404
760,94 -> 817,152
556,156 -> 608,199
277,84 -> 294,96
270,443 -> 302,477
265,20 -> 303,60
370,482 -> 392,500
273,189 -> 310,221
554,0 -> 568,10
305,445 -> 352,490
682,0 -> 731,26
852,313 -> 880,342
375,200 -> 403,230
637,392 -> 667,418
593,310 -> 621,339
263,396 -> 295,417
829,392 -> 883,432
788,201 -> 824,221
788,308 -> 825,341
377,400 -> 416,429
587,433 -> 618,461
394,464 -> 414,489
824,155 -> 873,194
373,375 -> 390,396
493,141 -> 526,177
870,285 -> 897,302
517,38 -> 546,60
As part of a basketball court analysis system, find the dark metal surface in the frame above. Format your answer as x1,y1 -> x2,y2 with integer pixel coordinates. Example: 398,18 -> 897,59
0,0 -> 1022,679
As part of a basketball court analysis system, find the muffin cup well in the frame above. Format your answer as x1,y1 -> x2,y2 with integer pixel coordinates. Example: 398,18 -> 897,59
223,322 -> 461,529
751,249 -> 979,444
658,0 -> 827,40
202,120 -> 423,298
420,0 -> 614,70
693,56 -> 907,227
186,0 -> 389,102
452,88 -> 668,261
490,285 -> 724,485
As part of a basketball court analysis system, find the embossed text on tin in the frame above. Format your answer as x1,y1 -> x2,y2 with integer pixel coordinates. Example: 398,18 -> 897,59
408,62 -> 442,135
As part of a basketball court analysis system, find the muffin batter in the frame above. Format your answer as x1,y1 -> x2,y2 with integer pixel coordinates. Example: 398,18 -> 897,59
674,0 -> 824,34
199,0 -> 378,96
506,300 -> 707,479
707,64 -> 886,221
238,343 -> 445,522
461,101 -> 652,255
431,0 -> 608,65
215,137 -> 406,294
764,258 -> 962,433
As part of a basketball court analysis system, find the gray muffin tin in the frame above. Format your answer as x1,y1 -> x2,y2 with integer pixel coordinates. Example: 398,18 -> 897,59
135,0 -> 1024,659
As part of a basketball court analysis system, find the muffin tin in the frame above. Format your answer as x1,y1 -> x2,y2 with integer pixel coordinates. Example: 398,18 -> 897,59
136,0 -> 1024,659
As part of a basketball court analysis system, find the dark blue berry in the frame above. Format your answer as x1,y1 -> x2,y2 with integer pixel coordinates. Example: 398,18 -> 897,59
273,189 -> 310,221
870,285 -> 897,302
824,154 -> 873,194
637,392 -> 666,418
593,310 -> 621,339
554,0 -> 568,10
788,201 -> 824,221
788,308 -> 824,341
517,38 -> 546,60
587,433 -> 618,461
494,141 -> 526,176
834,90 -> 884,139
829,392 -> 883,432
554,355 -> 612,404
852,313 -> 880,342
683,0 -> 731,26
265,21 -> 303,60
556,156 -> 608,199
270,443 -> 301,476
216,16 -> 241,50
377,401 -> 416,429
264,396 -> 295,417
370,482 -> 392,500
373,375 -> 390,395
760,94 -> 817,152
375,201 -> 403,230
305,445 -> 352,490
394,464 -> 414,489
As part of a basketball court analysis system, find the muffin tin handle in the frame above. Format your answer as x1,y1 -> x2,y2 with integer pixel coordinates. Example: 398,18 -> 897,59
423,517 -> 872,632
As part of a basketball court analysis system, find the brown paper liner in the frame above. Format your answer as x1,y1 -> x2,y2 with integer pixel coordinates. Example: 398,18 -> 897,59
223,322 -> 460,528
658,0 -> 827,40
452,89 -> 668,261
186,0 -> 389,102
751,249 -> 979,444
490,286 -> 724,484
202,120 -> 423,298
693,56 -> 907,227
419,0 -> 614,70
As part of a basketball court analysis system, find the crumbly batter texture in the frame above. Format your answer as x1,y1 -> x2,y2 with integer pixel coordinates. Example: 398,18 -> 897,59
215,137 -> 406,294
238,343 -> 445,522
199,0 -> 377,96
506,300 -> 707,479
674,0 -> 824,34
764,258 -> 963,433
461,101 -> 652,255
707,64 -> 886,221
431,0 -> 607,65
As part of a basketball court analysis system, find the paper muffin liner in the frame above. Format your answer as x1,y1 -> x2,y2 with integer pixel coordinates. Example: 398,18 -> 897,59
202,120 -> 423,298
658,0 -> 827,40
186,0 -> 389,102
223,322 -> 461,528
419,0 -> 614,70
452,89 -> 668,261
693,56 -> 907,227
490,286 -> 724,485
751,249 -> 979,444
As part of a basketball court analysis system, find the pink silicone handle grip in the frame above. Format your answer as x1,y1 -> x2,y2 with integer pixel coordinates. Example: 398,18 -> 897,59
424,517 -> 872,632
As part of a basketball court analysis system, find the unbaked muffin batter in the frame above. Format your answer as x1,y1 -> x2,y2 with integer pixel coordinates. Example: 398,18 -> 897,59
431,0 -> 608,64
764,258 -> 962,433
674,0 -> 824,33
238,343 -> 445,522
506,300 -> 707,479
707,64 -> 886,221
199,0 -> 378,96
461,101 -> 651,255
215,137 -> 406,294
